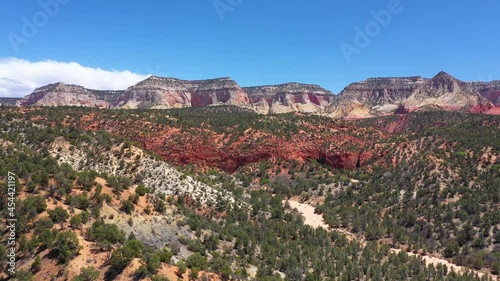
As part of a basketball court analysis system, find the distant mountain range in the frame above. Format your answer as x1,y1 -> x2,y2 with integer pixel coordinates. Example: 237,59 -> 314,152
2,71 -> 499,118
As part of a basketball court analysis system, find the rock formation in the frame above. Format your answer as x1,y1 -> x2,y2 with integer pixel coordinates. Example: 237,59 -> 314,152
244,83 -> 335,114
466,80 -> 500,106
16,83 -> 118,108
0,97 -> 20,106
329,72 -> 496,118
8,72 -> 500,117
114,76 -> 249,109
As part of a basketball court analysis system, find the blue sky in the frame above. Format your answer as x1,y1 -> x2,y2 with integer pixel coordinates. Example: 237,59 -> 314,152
1,0 -> 499,96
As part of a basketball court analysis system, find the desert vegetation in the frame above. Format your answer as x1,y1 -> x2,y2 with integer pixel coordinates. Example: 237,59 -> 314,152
0,106 -> 498,280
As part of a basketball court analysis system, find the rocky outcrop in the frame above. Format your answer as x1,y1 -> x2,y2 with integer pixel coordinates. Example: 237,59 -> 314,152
114,77 -> 192,109
317,151 -> 374,170
89,89 -> 124,104
72,113 -> 381,173
466,80 -> 500,106
329,72 -> 497,118
403,72 -> 489,110
328,76 -> 424,119
0,98 -> 20,106
8,72 -> 500,117
14,77 -> 334,113
48,136 -> 235,206
244,83 -> 335,114
115,76 -> 249,109
138,131 -> 378,172
13,77 -> 250,110
16,83 -> 118,108
190,77 -> 249,107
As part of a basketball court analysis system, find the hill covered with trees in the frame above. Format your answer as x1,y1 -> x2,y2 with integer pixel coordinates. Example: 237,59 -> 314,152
0,105 -> 498,280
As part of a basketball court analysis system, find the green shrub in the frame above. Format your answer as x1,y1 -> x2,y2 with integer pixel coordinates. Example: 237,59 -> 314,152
66,193 -> 91,210
52,231 -> 80,263
151,275 -> 171,281
186,253 -> 207,271
70,214 -> 83,229
48,207 -> 69,225
30,256 -> 42,273
72,266 -> 100,281
120,200 -> 135,214
136,185 -> 150,196
86,221 -> 125,247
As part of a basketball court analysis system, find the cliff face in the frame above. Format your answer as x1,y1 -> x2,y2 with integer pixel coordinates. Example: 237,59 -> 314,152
189,78 -> 249,107
466,80 -> 500,106
114,76 -> 249,109
0,98 -> 20,106
402,72 -> 494,113
15,77 -> 334,113
244,83 -> 335,114
328,76 -> 425,119
71,111 -> 381,173
16,83 -> 115,108
114,77 -> 193,109
10,72 -> 500,117
329,72 -> 497,118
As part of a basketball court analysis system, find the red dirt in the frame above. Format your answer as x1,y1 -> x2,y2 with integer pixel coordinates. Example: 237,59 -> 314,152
61,113 -> 385,173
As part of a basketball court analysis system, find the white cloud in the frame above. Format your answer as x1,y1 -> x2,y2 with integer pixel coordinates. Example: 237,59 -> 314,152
0,57 -> 150,97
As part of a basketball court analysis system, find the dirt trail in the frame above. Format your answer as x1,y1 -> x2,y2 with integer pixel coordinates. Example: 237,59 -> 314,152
285,200 -> 495,280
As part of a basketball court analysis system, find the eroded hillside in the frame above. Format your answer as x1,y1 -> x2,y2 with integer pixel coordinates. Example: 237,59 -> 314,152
0,106 -> 498,281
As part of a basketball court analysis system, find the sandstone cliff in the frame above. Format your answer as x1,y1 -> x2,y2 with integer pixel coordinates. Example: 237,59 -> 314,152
329,72 -> 496,118
244,83 -> 335,114
10,72 -> 500,117
114,76 -> 249,109
16,83 -> 118,108
466,80 -> 500,106
0,97 -> 19,106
